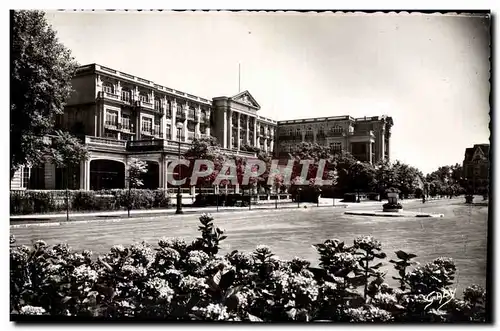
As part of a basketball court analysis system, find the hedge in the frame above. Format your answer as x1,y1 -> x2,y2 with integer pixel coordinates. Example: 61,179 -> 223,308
10,189 -> 171,215
10,214 -> 487,322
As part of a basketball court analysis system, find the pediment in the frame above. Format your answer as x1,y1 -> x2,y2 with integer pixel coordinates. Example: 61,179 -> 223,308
472,146 -> 485,161
230,90 -> 261,110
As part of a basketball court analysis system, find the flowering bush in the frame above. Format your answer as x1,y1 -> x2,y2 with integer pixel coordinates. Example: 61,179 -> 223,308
10,215 -> 488,322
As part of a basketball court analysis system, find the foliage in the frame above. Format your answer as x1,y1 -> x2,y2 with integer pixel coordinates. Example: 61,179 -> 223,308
383,203 -> 403,210
10,189 -> 171,215
184,137 -> 227,188
127,158 -> 148,189
11,10 -> 79,178
10,216 -> 488,322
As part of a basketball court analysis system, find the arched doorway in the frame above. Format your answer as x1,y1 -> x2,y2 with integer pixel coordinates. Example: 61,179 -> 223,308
90,159 -> 125,190
142,161 -> 159,189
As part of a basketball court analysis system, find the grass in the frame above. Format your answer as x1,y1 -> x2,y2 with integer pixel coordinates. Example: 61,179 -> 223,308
11,199 -> 488,296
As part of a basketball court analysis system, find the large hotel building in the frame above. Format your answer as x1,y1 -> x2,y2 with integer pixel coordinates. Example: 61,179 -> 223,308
11,64 -> 393,191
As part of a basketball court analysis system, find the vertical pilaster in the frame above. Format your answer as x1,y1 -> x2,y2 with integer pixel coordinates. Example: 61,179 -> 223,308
237,112 -> 241,150
172,99 -> 177,141
228,109 -> 233,149
183,102 -> 188,142
223,109 -> 228,148
368,142 -> 373,164
195,104 -> 201,138
246,116 -> 249,145
253,118 -> 257,146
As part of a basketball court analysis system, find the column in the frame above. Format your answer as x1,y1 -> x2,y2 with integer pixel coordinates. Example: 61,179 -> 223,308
79,160 -> 90,190
245,116 -> 249,145
270,140 -> 274,153
161,96 -> 167,140
116,81 -> 122,97
253,118 -> 257,146
183,103 -> 188,142
380,127 -> 386,160
172,99 -> 177,141
228,110 -> 233,149
151,90 -> 155,104
195,104 -> 201,138
135,113 -> 141,140
368,142 -> 373,164
237,112 -> 241,150
223,109 -> 228,148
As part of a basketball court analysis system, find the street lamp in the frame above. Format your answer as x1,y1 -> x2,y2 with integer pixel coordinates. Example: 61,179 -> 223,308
297,187 -> 302,208
175,122 -> 184,214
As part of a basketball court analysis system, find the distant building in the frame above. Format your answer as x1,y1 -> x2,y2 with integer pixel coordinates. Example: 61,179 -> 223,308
10,64 -> 392,191
462,143 -> 490,194
276,115 -> 393,164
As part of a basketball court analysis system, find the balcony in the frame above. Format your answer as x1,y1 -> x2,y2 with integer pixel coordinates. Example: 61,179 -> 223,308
98,91 -> 121,102
187,110 -> 196,121
85,136 -> 127,150
141,125 -> 162,138
120,119 -> 132,132
104,121 -> 120,131
135,100 -> 154,110
154,102 -> 163,113
176,110 -> 186,122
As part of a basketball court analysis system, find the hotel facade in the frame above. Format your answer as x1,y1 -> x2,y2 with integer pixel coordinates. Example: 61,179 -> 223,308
11,64 -> 392,191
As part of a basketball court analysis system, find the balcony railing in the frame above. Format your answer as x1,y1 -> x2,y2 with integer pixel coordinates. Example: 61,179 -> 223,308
141,125 -> 162,137
176,111 -> 186,121
85,136 -> 127,148
136,100 -> 154,110
120,119 -> 132,132
99,91 -> 121,101
104,120 -> 119,130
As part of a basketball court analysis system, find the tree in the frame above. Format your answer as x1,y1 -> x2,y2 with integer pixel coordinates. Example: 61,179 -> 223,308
184,136 -> 227,192
126,158 -> 148,218
49,130 -> 89,221
11,10 -> 79,179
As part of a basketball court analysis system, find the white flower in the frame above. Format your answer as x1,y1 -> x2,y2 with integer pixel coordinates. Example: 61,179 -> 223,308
195,303 -> 230,321
146,277 -> 175,301
180,275 -> 209,292
20,305 -> 46,315
72,265 -> 98,282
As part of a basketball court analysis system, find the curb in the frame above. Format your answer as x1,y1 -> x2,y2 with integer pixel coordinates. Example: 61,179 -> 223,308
344,211 -> 444,218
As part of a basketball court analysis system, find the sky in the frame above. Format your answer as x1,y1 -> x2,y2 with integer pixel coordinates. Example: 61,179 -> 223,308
44,11 -> 491,175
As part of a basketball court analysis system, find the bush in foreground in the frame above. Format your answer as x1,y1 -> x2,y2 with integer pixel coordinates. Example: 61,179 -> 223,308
10,215 -> 487,322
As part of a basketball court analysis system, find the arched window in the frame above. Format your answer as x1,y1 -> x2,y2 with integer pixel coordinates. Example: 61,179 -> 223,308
103,82 -> 114,94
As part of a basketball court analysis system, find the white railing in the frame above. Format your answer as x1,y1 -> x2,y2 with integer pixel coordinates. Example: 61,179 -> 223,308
85,136 -> 127,148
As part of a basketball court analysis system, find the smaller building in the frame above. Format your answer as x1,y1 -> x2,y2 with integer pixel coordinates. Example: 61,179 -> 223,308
462,143 -> 490,194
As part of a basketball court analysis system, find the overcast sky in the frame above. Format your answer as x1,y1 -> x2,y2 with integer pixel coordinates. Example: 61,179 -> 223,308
45,11 -> 490,174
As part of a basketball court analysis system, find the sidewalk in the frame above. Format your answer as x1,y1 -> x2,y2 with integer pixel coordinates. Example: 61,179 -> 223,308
9,197 -> 452,222
10,200 -> 349,221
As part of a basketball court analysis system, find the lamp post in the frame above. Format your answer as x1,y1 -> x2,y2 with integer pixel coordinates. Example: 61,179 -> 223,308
175,122 -> 184,215
297,187 -> 302,208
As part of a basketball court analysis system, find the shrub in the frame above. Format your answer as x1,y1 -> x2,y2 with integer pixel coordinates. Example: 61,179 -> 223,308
10,189 -> 171,215
9,215 -> 488,322
383,202 -> 403,210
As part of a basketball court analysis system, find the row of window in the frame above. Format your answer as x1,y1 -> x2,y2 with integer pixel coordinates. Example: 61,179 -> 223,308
102,82 -> 209,115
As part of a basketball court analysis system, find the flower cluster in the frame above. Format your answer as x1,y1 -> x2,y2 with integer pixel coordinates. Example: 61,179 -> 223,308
9,215 -> 487,323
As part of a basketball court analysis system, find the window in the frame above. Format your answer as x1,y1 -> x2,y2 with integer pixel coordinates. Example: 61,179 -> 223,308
103,82 -> 114,94
140,92 -> 149,103
141,117 -> 153,133
121,88 -> 131,101
105,110 -> 118,126
332,125 -> 343,134
121,114 -> 131,130
154,99 -> 162,111
21,166 -> 30,188
330,142 -> 342,153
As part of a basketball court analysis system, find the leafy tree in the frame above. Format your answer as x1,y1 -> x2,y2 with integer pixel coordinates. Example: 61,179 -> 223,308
126,158 -> 148,217
48,130 -> 89,221
184,137 -> 227,193
11,10 -> 78,178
